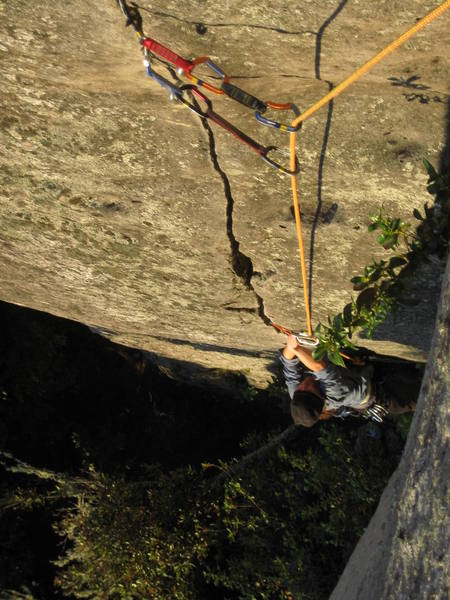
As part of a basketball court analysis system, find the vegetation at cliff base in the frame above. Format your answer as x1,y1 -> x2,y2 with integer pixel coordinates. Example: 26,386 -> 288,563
2,161 -> 446,599
0,299 -> 417,600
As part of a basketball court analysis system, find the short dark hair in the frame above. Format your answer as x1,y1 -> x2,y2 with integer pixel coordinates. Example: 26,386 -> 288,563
291,391 -> 324,427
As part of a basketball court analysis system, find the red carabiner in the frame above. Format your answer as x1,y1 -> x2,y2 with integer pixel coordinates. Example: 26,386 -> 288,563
141,37 -> 192,72
141,38 -> 224,95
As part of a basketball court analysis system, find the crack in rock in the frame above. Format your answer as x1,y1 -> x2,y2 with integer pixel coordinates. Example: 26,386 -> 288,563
155,63 -> 272,327
198,116 -> 272,326
136,5 -> 314,36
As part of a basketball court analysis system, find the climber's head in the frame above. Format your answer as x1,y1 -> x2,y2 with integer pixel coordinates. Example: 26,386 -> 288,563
291,377 -> 325,427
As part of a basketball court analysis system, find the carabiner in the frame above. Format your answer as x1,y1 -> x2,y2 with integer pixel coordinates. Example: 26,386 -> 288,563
141,38 -> 224,95
184,86 -> 299,176
262,147 -> 300,177
295,332 -> 319,347
255,103 -> 302,133
144,61 -> 206,118
183,57 -> 224,95
142,37 -> 192,72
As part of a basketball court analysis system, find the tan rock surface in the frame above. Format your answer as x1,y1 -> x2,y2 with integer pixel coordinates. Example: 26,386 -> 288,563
330,255 -> 449,600
0,0 -> 449,386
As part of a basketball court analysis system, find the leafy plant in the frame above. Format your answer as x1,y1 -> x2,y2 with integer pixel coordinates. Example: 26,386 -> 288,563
312,315 -> 357,367
50,424 -> 399,600
315,159 -> 449,365
367,208 -> 410,249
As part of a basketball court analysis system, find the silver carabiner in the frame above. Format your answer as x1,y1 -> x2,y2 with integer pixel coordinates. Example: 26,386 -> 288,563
295,332 -> 319,347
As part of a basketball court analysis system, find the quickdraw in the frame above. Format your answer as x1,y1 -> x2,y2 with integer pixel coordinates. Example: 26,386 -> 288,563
140,35 -> 302,132
201,61 -> 302,132
143,58 -> 205,118
142,53 -> 298,175
189,87 -> 299,176
141,37 -> 224,95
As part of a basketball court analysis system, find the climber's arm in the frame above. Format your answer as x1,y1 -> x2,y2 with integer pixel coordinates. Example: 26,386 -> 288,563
282,334 -> 326,372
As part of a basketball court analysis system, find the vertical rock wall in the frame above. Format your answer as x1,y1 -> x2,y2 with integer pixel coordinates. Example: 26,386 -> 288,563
0,0 -> 448,386
330,255 -> 449,600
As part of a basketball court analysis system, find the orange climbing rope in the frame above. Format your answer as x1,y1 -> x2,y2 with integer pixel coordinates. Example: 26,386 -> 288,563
288,0 -> 449,337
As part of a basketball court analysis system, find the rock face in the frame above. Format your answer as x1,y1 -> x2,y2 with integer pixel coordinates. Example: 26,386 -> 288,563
0,0 -> 448,386
330,255 -> 449,600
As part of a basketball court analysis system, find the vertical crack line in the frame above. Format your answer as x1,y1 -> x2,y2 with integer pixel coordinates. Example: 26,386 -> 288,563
157,62 -> 272,324
198,117 -> 272,326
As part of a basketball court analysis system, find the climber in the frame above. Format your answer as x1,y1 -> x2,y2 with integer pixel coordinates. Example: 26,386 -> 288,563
280,334 -> 416,426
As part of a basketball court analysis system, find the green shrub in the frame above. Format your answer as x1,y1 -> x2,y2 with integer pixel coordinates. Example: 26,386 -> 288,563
54,468 -> 211,599
54,424 -> 397,599
314,158 -> 449,365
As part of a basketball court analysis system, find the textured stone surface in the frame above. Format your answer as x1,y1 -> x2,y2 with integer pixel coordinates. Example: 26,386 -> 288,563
330,255 -> 449,600
0,0 -> 448,386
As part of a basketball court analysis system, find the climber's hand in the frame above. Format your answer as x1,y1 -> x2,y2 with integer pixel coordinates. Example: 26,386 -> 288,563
286,334 -> 300,351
